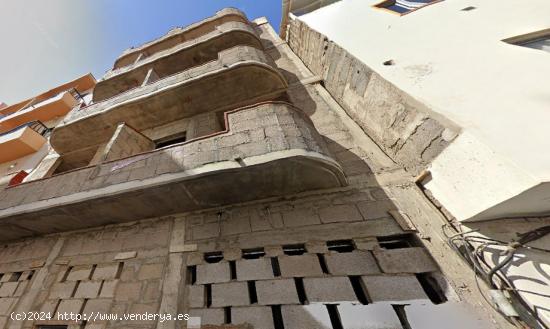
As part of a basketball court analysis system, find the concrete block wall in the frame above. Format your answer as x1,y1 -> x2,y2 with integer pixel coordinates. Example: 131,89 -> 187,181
286,18 -> 460,173
90,123 -> 155,165
184,112 -> 222,140
0,16 -> 504,329
0,218 -> 171,329
65,45 -> 278,124
140,111 -> 221,145
180,192 -> 440,328
0,102 -> 332,221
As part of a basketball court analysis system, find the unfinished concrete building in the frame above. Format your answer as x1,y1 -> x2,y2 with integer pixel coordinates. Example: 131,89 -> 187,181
0,3 -> 548,329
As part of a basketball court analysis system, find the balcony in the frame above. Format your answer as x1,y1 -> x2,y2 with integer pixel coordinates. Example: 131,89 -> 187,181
0,102 -> 346,242
0,121 -> 49,164
50,46 -> 288,158
94,21 -> 263,102
0,90 -> 80,134
114,8 -> 248,69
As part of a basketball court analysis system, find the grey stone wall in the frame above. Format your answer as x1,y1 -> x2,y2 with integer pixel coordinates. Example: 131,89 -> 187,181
287,18 -> 459,173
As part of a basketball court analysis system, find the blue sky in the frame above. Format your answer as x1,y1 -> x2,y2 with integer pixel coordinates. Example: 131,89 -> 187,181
0,0 -> 281,104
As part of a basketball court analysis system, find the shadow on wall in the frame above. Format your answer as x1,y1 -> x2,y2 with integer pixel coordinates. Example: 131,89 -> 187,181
258,28 -> 376,178
455,219 -> 550,328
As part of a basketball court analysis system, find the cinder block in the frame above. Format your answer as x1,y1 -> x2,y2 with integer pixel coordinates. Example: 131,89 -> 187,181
282,208 -> 320,227
256,279 -> 300,305
278,254 -> 323,278
188,308 -> 225,326
211,282 -> 249,307
305,241 -> 328,254
50,281 -> 78,299
303,277 -> 357,302
0,282 -> 19,297
236,258 -> 274,281
99,280 -> 118,298
187,285 -> 206,308
232,306 -> 274,329
338,303 -> 402,328
319,205 -> 362,223
142,280 -> 160,302
83,298 -> 113,316
357,200 -> 395,220
324,251 -> 380,275
264,245 -> 284,257
66,265 -> 93,281
353,237 -> 379,250
223,248 -> 242,261
92,264 -> 120,280
57,299 -> 85,315
137,263 -> 164,280
128,303 -> 158,324
85,323 -> 106,329
361,275 -> 428,302
74,281 -> 101,298
186,252 -> 204,266
14,280 -> 28,296
40,299 -> 58,314
221,215 -> 252,236
281,305 -> 332,329
373,247 -> 438,273
114,282 -> 141,301
196,262 -> 231,284
0,298 -> 17,316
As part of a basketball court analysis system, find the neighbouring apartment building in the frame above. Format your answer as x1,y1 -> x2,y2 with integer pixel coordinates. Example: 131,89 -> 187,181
0,2 -> 547,329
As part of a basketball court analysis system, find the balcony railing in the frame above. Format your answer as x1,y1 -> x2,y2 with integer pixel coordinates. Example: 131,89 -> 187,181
0,120 -> 50,138
0,89 -> 82,134
94,21 -> 263,102
50,46 -> 288,158
114,8 -> 248,69
0,102 -> 345,242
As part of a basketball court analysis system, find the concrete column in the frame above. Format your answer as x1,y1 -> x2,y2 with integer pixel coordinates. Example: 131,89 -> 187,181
89,122 -> 155,165
142,68 -> 160,86
24,153 -> 62,182
156,216 -> 195,329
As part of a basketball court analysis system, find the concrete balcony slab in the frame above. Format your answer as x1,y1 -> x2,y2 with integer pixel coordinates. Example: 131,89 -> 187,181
114,8 -> 248,69
0,102 -> 345,242
95,21 -> 263,102
50,46 -> 288,159
0,124 -> 47,164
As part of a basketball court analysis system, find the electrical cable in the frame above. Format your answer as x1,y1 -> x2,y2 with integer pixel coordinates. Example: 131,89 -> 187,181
445,225 -> 550,329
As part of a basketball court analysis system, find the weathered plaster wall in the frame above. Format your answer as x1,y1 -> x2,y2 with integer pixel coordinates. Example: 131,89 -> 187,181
291,0 -> 550,222
286,17 -> 458,173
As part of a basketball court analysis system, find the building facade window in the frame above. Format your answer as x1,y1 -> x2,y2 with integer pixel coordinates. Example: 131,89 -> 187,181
504,30 -> 550,53
155,131 -> 187,149
374,0 -> 442,15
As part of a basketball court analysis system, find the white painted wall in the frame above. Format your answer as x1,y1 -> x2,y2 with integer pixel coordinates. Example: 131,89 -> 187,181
0,143 -> 49,186
299,0 -> 550,221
